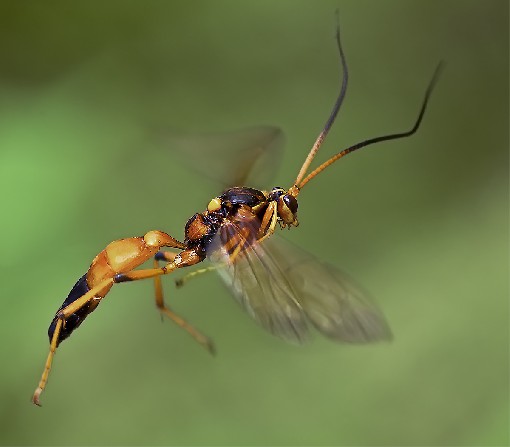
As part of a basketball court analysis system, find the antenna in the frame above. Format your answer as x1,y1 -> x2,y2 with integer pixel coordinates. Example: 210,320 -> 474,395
296,61 -> 444,191
293,11 -> 348,189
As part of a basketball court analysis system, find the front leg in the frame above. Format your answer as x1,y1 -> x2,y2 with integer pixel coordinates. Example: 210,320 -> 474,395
257,201 -> 278,243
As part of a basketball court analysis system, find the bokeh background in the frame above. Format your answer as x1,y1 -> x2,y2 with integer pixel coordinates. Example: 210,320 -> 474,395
0,1 -> 507,445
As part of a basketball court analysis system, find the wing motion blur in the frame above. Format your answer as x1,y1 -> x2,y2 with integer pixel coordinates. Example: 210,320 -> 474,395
154,126 -> 285,189
209,221 -> 392,344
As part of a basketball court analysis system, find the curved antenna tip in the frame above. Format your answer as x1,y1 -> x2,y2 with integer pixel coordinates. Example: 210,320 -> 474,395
428,60 -> 446,94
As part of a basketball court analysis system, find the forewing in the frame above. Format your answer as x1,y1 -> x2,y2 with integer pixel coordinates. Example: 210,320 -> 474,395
210,231 -> 391,344
267,237 -> 393,343
208,220 -> 309,344
153,126 -> 285,189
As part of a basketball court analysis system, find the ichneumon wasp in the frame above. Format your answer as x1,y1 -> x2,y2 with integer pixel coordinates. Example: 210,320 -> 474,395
32,18 -> 442,406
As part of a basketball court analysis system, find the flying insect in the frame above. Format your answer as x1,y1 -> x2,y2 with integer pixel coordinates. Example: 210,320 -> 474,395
32,20 -> 442,406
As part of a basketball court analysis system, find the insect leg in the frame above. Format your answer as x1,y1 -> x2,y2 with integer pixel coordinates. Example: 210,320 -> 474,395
153,251 -> 215,354
153,251 -> 178,320
32,319 -> 63,406
156,250 -> 217,288
32,277 -> 114,406
175,266 -> 218,288
33,248 -> 202,406
257,201 -> 278,242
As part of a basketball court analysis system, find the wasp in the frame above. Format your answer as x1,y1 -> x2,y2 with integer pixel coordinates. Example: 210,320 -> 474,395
32,20 -> 442,406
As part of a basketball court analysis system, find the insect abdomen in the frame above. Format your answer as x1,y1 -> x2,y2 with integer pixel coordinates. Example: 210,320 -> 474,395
47,275 -> 96,345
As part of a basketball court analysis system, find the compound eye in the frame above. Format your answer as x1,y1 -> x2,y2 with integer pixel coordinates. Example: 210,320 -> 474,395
277,194 -> 299,225
283,194 -> 298,214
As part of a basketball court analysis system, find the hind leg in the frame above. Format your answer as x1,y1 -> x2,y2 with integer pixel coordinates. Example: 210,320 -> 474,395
153,251 -> 215,354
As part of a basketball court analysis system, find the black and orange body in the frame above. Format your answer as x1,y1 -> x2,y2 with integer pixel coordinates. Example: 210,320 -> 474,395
32,16 -> 442,406
48,275 -> 90,344
34,186 -> 294,405
47,232 -> 186,345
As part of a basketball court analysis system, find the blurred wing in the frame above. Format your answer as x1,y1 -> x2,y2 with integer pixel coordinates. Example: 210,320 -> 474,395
210,230 -> 391,344
208,218 -> 309,343
267,237 -> 393,343
153,126 -> 285,189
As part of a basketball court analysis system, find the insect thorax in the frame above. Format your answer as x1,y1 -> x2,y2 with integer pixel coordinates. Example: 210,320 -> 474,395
184,187 -> 269,253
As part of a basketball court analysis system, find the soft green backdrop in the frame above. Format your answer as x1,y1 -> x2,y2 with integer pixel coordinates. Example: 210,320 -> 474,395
0,1 -> 507,446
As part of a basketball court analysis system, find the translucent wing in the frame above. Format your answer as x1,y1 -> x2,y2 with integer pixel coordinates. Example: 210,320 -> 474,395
209,218 -> 309,343
266,237 -> 393,343
209,225 -> 392,344
153,126 -> 285,189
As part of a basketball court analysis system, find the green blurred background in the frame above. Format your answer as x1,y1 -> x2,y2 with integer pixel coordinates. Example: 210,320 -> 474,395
0,0 -> 507,445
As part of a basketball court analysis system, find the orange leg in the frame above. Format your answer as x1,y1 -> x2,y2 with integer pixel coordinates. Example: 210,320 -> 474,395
32,248 -> 202,406
174,266 -> 217,288
153,252 -> 215,354
32,319 -> 63,406
257,201 -> 278,242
